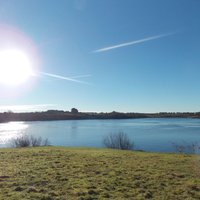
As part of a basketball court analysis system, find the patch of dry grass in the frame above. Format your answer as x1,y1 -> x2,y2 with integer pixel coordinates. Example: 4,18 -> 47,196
0,147 -> 200,199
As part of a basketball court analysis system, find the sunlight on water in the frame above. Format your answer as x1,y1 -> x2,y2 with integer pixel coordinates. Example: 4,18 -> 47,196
0,119 -> 199,152
0,122 -> 28,146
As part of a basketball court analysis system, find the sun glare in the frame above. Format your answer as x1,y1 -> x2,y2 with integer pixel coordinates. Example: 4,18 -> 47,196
0,49 -> 33,86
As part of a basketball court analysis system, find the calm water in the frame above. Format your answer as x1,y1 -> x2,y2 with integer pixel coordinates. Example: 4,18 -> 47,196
0,118 -> 200,153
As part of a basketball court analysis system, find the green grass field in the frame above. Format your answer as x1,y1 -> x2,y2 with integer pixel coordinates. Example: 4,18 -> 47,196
0,147 -> 200,199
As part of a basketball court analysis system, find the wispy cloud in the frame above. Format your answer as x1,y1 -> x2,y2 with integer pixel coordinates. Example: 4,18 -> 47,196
40,72 -> 92,85
0,104 -> 56,112
93,32 -> 176,53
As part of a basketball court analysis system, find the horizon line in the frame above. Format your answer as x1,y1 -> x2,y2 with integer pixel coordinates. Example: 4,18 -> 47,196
0,106 -> 199,114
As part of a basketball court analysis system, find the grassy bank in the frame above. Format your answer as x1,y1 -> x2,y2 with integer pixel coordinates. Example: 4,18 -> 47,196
0,147 -> 200,200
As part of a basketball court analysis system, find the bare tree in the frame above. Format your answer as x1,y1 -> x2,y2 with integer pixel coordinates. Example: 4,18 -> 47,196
11,135 -> 50,148
103,132 -> 134,150
172,143 -> 186,153
30,136 -> 42,147
11,135 -> 30,148
172,142 -> 200,154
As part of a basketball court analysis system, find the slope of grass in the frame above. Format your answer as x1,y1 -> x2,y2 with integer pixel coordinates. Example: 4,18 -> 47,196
0,147 -> 200,199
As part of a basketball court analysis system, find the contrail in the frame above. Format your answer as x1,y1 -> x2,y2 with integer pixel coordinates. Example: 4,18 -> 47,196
93,32 -> 176,53
40,72 -> 91,85
69,74 -> 92,79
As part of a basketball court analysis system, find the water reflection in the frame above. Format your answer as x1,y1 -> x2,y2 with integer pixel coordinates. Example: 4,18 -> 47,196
70,121 -> 78,137
0,119 -> 199,152
0,122 -> 28,146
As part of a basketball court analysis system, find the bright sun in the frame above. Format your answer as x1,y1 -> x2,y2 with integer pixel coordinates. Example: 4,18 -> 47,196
0,49 -> 33,86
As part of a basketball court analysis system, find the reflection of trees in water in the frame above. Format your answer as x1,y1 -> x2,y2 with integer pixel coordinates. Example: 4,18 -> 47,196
70,121 -> 78,138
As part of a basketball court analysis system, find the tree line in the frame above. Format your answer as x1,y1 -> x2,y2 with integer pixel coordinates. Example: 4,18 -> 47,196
0,109 -> 200,123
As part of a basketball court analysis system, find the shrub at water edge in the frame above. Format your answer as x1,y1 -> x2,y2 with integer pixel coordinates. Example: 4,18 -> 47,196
103,131 -> 134,150
10,135 -> 50,148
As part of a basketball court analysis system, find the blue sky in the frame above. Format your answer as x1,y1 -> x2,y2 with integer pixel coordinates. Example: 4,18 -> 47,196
0,0 -> 200,112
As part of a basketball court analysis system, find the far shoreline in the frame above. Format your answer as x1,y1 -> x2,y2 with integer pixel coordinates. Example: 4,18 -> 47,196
0,110 -> 200,123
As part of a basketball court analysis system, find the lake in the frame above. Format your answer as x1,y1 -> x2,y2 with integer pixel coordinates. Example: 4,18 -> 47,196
0,118 -> 200,153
